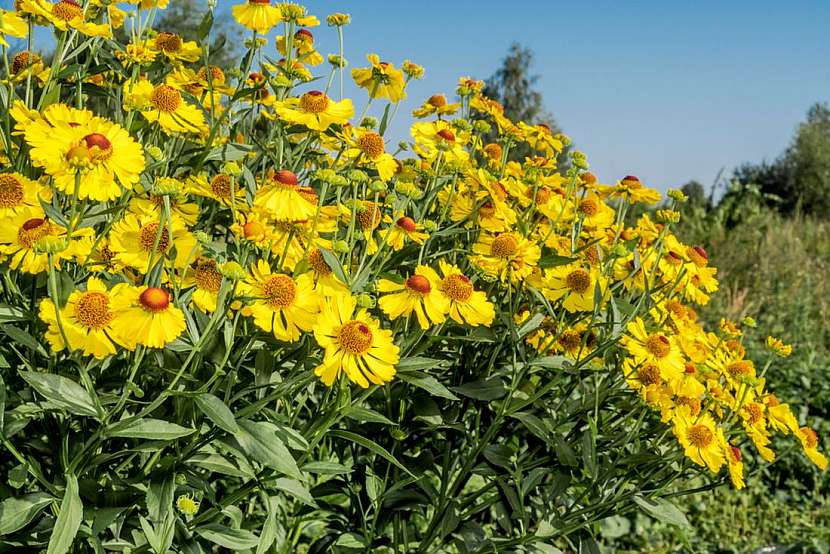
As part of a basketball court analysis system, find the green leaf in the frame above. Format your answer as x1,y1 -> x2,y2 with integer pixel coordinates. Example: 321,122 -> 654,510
194,393 -> 240,434
302,461 -> 353,475
517,313 -> 544,338
345,405 -> 394,425
47,473 -> 82,554
237,420 -> 302,480
318,247 -> 349,285
451,379 -> 507,401
20,372 -> 99,418
0,304 -> 28,323
256,497 -> 277,554
396,371 -> 459,400
196,523 -> 259,550
108,418 -> 196,440
330,430 -> 413,476
273,478 -> 317,507
633,495 -> 690,527
539,254 -> 577,268
483,445 -> 513,469
0,492 -> 54,535
146,475 -> 174,524
4,327 -> 48,358
378,103 -> 392,136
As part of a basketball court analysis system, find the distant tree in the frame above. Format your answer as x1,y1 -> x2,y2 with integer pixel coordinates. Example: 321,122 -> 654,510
483,43 -> 565,161
680,180 -> 709,209
153,0 -> 242,72
731,102 -> 830,218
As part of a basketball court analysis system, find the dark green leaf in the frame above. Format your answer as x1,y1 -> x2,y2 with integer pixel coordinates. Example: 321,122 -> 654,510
194,393 -> 240,434
21,371 -> 99,418
47,473 -> 82,554
0,492 -> 53,535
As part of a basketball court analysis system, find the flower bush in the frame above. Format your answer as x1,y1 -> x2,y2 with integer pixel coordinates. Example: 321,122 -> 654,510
0,2 -> 825,552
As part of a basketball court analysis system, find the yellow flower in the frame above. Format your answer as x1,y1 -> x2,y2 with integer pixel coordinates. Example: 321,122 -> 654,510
277,29 -> 323,66
344,128 -> 398,182
181,257 -> 225,313
253,169 -> 317,221
378,265 -> 449,330
147,32 -> 201,64
0,207 -> 91,274
470,231 -> 540,282
19,0 -> 111,37
612,175 -> 661,204
725,444 -> 745,489
673,410 -> 727,473
540,263 -> 606,313
240,260 -> 319,342
798,427 -> 828,470
38,277 -> 131,359
412,94 -> 461,119
411,120 -> 469,163
232,0 -> 282,34
436,260 -> 494,327
306,248 -> 348,297
351,54 -> 406,102
176,495 -> 200,516
108,213 -> 199,273
0,172 -> 47,217
0,9 -> 28,47
141,84 -> 208,135
272,90 -> 353,132
765,336 -> 793,357
25,113 -> 145,201
110,286 -> 186,349
313,294 -> 399,388
622,318 -> 685,383
384,215 -> 428,251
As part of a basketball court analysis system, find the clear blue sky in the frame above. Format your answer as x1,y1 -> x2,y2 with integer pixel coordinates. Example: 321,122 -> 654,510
8,0 -> 829,192
252,0 -> 830,192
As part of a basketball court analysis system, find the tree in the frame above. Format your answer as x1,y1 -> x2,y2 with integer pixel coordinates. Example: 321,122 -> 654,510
483,43 -> 565,161
680,180 -> 709,209
153,0 -> 243,72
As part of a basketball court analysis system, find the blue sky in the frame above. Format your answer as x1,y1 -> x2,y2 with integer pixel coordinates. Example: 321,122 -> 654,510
8,0 -> 829,192
251,0 -> 830,192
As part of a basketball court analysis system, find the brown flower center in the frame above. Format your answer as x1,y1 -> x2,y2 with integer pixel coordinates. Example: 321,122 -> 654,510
18,218 -> 49,248
638,363 -> 662,386
436,129 -> 455,142
396,216 -> 417,232
150,84 -> 182,112
299,90 -> 329,113
193,258 -> 222,293
801,427 -> 819,449
645,333 -> 671,358
74,291 -> 113,329
308,249 -> 332,275
440,274 -> 473,302
81,133 -> 113,162
337,320 -> 373,355
483,143 -> 502,160
0,174 -> 25,209
139,287 -> 170,312
405,274 -> 431,294
726,360 -> 753,379
357,132 -> 385,159
622,175 -> 642,189
138,222 -> 170,253
261,274 -> 296,309
273,169 -> 298,185
154,32 -> 183,53
210,175 -> 232,199
578,198 -> 598,217
197,65 -> 226,85
11,51 -> 40,74
490,233 -> 518,258
357,205 -> 381,231
687,424 -> 714,448
53,0 -> 83,21
564,269 -> 591,294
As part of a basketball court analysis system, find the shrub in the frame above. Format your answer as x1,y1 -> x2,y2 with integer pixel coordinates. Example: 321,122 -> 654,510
0,2 -> 824,552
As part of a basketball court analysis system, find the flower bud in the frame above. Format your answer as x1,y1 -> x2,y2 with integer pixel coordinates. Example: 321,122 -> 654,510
326,12 -> 351,26
473,120 -> 492,134
219,261 -> 246,281
360,116 -> 379,129
668,188 -> 688,203
347,169 -> 368,183
146,145 -> 164,161
195,231 -> 212,245
34,236 -> 68,255
334,240 -> 350,253
222,161 -> 242,176
327,54 -> 347,68
369,180 -> 386,193
356,293 -> 375,308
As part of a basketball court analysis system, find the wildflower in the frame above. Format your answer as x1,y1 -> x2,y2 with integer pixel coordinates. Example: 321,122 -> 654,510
412,94 -> 461,119
150,31 -> 201,63
254,169 -> 317,221
622,318 -> 685,382
0,9 -> 27,46
378,265 -> 449,329
725,444 -> 745,489
352,54 -> 407,102
25,113 -> 145,201
326,12 -> 350,26
313,294 -> 399,388
176,495 -> 200,516
471,231 -> 541,282
141,83 -> 208,135
765,336 -> 793,357
612,175 -> 661,204
0,172 -> 46,217
798,427 -> 828,470
19,0 -> 111,38
182,257 -> 225,313
541,263 -> 606,313
108,213 -> 199,273
673,410 -> 727,473
436,260 -> 495,327
38,277 -> 130,358
240,260 -> 319,342
0,208 -> 91,274
111,286 -> 186,349
385,215 -> 429,251
272,90 -> 353,131
232,0 -> 282,34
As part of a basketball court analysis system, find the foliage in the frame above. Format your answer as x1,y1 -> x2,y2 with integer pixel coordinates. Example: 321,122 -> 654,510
0,2 -> 825,553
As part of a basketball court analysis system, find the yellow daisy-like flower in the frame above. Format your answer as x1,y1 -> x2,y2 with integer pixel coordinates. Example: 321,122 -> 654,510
232,0 -> 282,34
345,128 -> 398,182
110,286 -> 186,349
186,173 -> 247,207
612,175 -> 661,205
181,257 -> 225,313
385,215 -> 428,252
351,54 -> 407,102
148,32 -> 201,63
411,120 -> 469,163
621,317 -> 685,383
541,263 -> 606,313
38,277 -> 130,359
253,169 -> 317,221
0,9 -> 28,47
673,410 -> 727,473
313,294 -> 399,388
140,84 -> 208,135
306,248 -> 348,297
436,260 -> 494,327
272,90 -> 353,132
798,427 -> 828,470
277,29 -> 323,66
378,265 -> 449,330
0,207 -> 91,274
725,444 -> 745,490
25,114 -> 145,201
412,94 -> 461,119
0,172 -> 47,217
19,0 -> 111,37
470,231 -> 540,282
8,51 -> 50,85
108,213 -> 199,273
240,260 -> 319,342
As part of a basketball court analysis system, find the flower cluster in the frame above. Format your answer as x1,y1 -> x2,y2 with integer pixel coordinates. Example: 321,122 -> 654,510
0,1 -> 825,550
